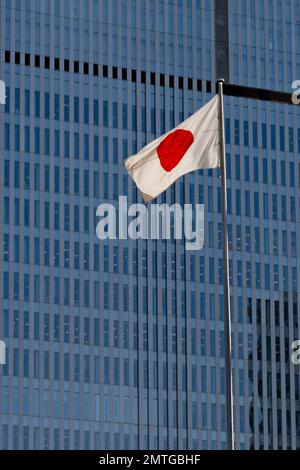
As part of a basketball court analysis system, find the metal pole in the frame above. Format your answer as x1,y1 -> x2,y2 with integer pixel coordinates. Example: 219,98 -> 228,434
217,78 -> 234,450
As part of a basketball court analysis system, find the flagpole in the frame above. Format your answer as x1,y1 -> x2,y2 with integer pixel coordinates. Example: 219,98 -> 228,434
217,78 -> 234,450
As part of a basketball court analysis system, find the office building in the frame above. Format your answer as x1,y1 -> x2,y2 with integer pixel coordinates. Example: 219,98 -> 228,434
0,0 -> 299,450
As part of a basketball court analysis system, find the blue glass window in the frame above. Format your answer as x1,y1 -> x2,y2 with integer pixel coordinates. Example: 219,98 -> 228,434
54,94 -> 60,120
252,122 -> 258,147
225,118 -> 231,143
122,103 -> 128,129
234,119 -> 239,145
74,97 -> 79,123
271,124 -> 276,149
34,91 -> 40,117
4,86 -> 10,113
280,161 -> 286,185
34,127 -> 40,154
288,127 -> 294,152
262,123 -> 267,148
4,123 -> 10,150
113,102 -> 118,128
64,95 -> 70,121
44,129 -> 50,155
25,89 -> 30,116
84,98 -> 89,124
84,134 -> 89,160
44,92 -> 50,119
64,131 -> 70,157
280,126 -> 285,151
93,99 -> 99,125
103,100 -> 108,127
54,130 -> 59,156
243,121 -> 249,146
94,135 -> 99,161
74,132 -> 79,159
103,136 -> 109,163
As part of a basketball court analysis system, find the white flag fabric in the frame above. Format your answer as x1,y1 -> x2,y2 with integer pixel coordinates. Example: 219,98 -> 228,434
125,94 -> 220,202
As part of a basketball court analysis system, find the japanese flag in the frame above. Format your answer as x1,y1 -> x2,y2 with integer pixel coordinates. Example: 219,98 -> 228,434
125,95 -> 220,202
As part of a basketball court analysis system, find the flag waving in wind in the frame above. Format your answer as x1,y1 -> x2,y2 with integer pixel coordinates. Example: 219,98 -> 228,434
125,95 -> 220,201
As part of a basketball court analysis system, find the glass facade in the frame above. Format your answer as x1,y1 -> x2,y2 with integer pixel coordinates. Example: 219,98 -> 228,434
0,0 -> 299,450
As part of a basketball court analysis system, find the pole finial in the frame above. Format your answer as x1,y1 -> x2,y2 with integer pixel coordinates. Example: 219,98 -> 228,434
217,78 -> 225,84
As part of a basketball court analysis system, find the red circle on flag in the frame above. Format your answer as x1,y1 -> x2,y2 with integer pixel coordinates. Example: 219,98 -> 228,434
157,129 -> 194,172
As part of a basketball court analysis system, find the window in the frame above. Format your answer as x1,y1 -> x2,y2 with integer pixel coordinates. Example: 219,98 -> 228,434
234,119 -> 240,145
84,134 -> 89,160
34,91 -> 40,117
289,127 -> 294,152
93,99 -> 99,125
84,98 -> 89,123
54,93 -> 59,121
262,123 -> 267,148
15,88 -> 20,114
103,100 -> 108,127
93,64 -> 99,76
34,127 -> 40,154
94,135 -> 99,161
4,123 -> 10,149
74,97 -> 79,122
243,121 -> 249,146
280,126 -> 285,151
113,102 -> 118,128
253,122 -> 258,147
271,124 -> 276,149
44,92 -> 50,119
